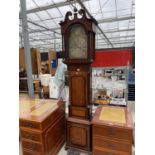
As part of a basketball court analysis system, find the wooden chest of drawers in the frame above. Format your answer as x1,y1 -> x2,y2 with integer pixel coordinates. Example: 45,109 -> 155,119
19,98 -> 65,155
92,106 -> 133,155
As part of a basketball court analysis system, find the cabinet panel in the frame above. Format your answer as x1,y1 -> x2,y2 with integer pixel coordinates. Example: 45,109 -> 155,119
20,120 -> 41,130
22,140 -> 42,153
93,125 -> 132,142
93,136 -> 131,152
20,130 -> 42,142
70,126 -> 86,146
69,71 -> 88,106
69,106 -> 90,119
44,115 -> 65,155
66,119 -> 91,151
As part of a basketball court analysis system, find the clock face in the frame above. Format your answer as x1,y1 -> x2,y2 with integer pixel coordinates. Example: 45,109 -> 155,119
68,25 -> 87,59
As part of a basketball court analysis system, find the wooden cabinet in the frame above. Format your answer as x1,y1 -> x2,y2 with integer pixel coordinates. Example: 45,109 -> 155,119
19,48 -> 41,75
92,106 -> 133,155
19,99 -> 65,155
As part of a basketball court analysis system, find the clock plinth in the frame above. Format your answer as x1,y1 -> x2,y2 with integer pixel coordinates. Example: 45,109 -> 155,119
66,117 -> 92,153
60,9 -> 96,152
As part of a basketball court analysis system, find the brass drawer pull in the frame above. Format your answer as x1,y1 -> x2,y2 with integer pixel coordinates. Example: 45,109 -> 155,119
107,144 -> 115,149
108,132 -> 115,136
76,68 -> 80,72
25,133 -> 32,139
108,129 -> 115,136
28,144 -> 35,150
25,122 -> 33,128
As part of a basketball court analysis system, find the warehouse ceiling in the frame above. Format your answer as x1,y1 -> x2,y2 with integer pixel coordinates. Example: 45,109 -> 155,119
19,0 -> 135,52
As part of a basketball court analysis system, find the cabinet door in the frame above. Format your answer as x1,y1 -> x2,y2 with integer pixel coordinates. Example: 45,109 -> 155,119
69,71 -> 88,106
66,120 -> 91,151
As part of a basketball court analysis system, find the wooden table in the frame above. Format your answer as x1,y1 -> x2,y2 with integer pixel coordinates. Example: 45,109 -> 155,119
19,98 -> 65,155
92,106 -> 133,155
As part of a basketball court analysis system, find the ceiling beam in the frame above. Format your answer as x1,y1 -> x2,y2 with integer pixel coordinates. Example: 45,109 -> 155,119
25,0 -> 89,14
97,35 -> 134,41
20,27 -> 135,35
29,35 -> 134,44
29,35 -> 134,42
27,20 -> 60,35
28,27 -> 60,34
30,42 -> 60,46
98,40 -> 133,45
98,16 -> 135,23
20,17 -> 61,35
96,28 -> 135,34
76,0 -> 114,47
29,38 -> 54,44
27,16 -> 134,34
29,37 -> 61,41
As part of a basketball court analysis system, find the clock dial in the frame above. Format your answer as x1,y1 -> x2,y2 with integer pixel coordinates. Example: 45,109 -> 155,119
68,25 -> 87,59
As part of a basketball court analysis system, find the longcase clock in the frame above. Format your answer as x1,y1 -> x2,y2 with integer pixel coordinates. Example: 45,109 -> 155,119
60,9 -> 97,152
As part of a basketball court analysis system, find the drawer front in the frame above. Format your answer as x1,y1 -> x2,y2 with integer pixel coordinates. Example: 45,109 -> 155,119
93,136 -> 132,153
69,106 -> 89,119
93,125 -> 132,142
20,130 -> 42,142
20,120 -> 41,130
23,150 -> 42,155
93,147 -> 130,155
22,140 -> 42,153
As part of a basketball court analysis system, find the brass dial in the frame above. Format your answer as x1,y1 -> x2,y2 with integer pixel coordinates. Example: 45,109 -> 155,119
68,25 -> 87,59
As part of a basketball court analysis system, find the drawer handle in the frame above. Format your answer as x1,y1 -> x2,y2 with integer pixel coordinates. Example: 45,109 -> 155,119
28,144 -> 35,150
108,130 -> 115,136
77,68 -> 80,72
25,122 -> 33,128
107,144 -> 115,149
108,132 -> 115,136
25,133 -> 32,139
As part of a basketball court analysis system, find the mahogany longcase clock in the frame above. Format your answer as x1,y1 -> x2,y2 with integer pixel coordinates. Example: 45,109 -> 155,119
60,9 -> 97,152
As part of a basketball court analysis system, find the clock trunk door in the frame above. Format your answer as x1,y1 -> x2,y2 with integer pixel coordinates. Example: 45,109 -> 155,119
68,25 -> 88,59
69,71 -> 88,106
